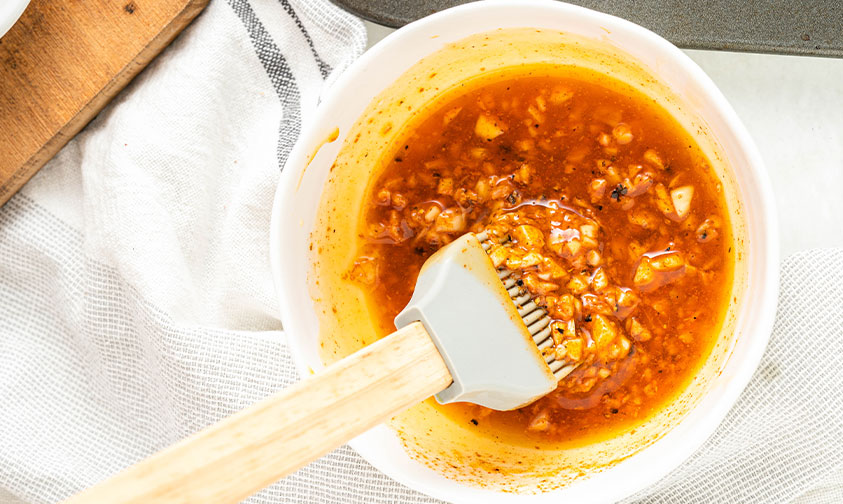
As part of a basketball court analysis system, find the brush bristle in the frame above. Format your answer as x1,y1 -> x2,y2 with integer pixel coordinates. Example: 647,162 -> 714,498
475,232 -> 578,381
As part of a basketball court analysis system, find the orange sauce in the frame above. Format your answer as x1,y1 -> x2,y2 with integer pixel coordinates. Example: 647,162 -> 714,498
348,72 -> 733,446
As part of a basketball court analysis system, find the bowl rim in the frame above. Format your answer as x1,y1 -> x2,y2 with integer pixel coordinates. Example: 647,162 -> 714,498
270,0 -> 780,501
0,0 -> 29,40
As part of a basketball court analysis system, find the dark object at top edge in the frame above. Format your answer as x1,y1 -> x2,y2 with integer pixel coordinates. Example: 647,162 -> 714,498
331,0 -> 843,59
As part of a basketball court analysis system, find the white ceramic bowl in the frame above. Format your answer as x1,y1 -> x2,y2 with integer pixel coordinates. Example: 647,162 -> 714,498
0,0 -> 29,40
270,1 -> 779,502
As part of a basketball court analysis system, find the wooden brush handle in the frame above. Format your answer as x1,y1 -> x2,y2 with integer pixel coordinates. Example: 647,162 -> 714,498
64,321 -> 452,504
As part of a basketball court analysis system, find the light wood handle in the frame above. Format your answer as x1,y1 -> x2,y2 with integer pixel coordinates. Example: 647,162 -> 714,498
64,321 -> 452,504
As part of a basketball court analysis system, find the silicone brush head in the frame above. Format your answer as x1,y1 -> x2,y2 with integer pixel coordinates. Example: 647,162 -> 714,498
394,232 -> 577,411
476,230 -> 579,381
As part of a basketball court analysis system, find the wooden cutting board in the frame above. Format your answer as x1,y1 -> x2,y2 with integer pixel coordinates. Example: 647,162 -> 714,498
0,0 -> 209,205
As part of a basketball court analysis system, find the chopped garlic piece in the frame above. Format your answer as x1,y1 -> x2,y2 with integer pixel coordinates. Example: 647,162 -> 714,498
474,114 -> 505,140
670,185 -> 694,220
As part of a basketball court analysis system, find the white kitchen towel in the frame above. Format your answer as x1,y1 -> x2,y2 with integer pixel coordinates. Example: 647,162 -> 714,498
0,1 -> 841,503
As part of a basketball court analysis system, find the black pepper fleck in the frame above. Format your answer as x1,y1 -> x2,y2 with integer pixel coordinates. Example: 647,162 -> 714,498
610,184 -> 628,200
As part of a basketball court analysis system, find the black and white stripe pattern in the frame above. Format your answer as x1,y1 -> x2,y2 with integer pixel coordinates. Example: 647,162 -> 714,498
227,0 -> 302,170
0,1 -> 437,503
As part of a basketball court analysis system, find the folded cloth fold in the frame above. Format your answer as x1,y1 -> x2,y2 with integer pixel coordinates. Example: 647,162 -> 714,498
0,0 -> 841,502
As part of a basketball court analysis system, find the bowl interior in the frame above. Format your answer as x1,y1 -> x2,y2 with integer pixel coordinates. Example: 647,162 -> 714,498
270,1 -> 778,502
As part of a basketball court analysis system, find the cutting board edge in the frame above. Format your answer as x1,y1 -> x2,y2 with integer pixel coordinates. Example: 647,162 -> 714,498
0,0 -> 211,206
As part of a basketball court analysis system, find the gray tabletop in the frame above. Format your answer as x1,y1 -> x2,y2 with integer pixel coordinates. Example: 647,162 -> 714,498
335,0 -> 843,58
